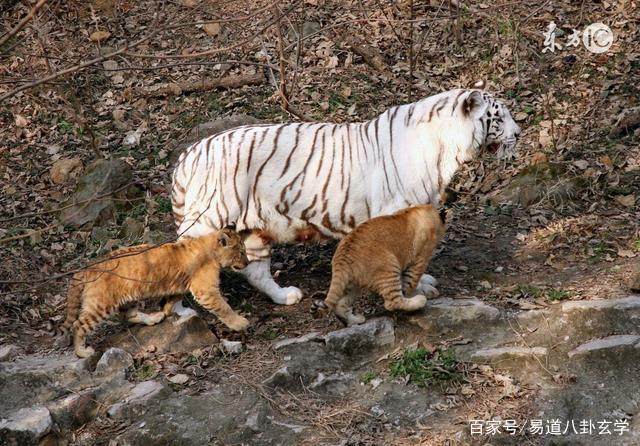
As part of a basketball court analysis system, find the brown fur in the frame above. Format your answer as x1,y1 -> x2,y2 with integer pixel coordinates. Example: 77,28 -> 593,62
59,229 -> 249,358
324,205 -> 445,325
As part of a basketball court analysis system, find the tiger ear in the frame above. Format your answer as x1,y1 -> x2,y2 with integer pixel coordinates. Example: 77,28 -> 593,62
219,231 -> 230,247
462,90 -> 487,118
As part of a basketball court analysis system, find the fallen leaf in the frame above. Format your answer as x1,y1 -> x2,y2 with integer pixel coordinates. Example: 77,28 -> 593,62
204,23 -> 221,37
599,155 -> 614,169
573,160 -> 589,170
618,249 -> 637,258
90,30 -> 111,43
530,152 -> 548,165
169,374 -> 189,384
15,115 -> 28,127
615,194 -> 636,207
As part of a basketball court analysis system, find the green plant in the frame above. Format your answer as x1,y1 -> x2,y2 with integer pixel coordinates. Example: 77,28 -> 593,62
361,371 -> 377,384
133,363 -> 156,381
514,284 -> 543,299
260,329 -> 279,341
546,288 -> 570,301
156,196 -> 172,213
58,119 -> 74,134
390,348 -> 463,387
633,239 -> 640,252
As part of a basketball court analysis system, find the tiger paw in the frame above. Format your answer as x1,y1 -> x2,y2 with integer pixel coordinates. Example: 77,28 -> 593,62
271,286 -> 303,305
346,313 -> 366,326
224,315 -> 250,332
74,345 -> 95,358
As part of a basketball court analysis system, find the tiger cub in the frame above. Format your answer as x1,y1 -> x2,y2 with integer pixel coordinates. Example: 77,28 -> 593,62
58,228 -> 249,358
324,205 -> 446,325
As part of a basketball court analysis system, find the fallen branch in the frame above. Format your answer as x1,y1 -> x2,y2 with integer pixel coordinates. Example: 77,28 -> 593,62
139,72 -> 265,98
0,30 -> 158,102
336,34 -> 395,79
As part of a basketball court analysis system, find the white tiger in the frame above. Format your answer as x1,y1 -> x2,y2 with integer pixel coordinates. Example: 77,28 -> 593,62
171,85 -> 521,306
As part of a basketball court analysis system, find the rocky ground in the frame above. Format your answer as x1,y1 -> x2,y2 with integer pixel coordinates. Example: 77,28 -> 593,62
1,0 -> 640,445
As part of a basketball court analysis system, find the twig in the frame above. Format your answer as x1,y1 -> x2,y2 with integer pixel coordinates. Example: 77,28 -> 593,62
0,30 -> 159,102
0,0 -> 48,48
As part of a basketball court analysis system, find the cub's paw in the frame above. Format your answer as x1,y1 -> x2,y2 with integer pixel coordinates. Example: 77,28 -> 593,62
406,294 -> 428,310
74,345 -> 95,358
225,315 -> 250,332
416,282 -> 439,297
346,313 -> 366,326
272,286 -> 303,305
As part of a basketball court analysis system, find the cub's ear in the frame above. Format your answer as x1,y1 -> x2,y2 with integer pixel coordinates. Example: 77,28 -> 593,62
219,231 -> 230,247
438,208 -> 447,225
470,79 -> 486,89
224,223 -> 236,231
462,90 -> 487,118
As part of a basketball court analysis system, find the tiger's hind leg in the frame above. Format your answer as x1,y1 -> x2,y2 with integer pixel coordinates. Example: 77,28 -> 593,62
240,231 -> 303,305
374,265 -> 428,313
73,295 -> 118,358
325,268 -> 364,326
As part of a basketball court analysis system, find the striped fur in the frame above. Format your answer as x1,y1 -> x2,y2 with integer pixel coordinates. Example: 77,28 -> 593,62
171,87 -> 520,304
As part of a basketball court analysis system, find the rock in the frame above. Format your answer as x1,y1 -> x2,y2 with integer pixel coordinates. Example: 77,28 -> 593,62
168,374 -> 189,385
0,354 -> 92,417
186,114 -> 260,142
568,335 -> 640,358
49,158 -> 82,184
490,163 -> 581,207
609,106 -> 640,137
47,390 -> 97,430
630,270 -> 640,293
272,332 -> 322,350
309,372 -> 354,395
60,159 -> 134,228
562,296 -> 640,311
471,346 -> 548,362
108,315 -> 216,356
324,317 -> 395,355
107,380 -> 167,418
95,348 -> 133,377
0,406 -> 52,445
0,344 -> 22,362
423,298 -> 500,324
221,339 -> 243,355
122,129 -> 142,147
171,114 -> 262,163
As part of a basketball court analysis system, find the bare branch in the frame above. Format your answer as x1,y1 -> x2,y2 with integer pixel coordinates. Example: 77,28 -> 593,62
0,0 -> 48,48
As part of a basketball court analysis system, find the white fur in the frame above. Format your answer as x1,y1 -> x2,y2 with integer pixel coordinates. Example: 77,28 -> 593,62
172,88 -> 520,303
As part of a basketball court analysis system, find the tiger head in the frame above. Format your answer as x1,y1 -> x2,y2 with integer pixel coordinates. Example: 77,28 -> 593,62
480,91 -> 522,159
216,228 -> 249,271
462,83 -> 522,159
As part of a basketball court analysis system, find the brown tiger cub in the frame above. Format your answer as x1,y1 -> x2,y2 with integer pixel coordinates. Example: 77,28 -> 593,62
324,205 -> 446,325
58,228 -> 249,358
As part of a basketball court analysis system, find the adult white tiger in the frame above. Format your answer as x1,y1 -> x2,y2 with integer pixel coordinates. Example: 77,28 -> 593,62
171,86 -> 521,306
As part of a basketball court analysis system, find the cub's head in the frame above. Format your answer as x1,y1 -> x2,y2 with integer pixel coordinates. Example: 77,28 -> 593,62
462,85 -> 521,159
217,228 -> 249,271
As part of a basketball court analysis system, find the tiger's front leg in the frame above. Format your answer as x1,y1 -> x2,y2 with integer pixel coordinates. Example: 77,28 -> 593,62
239,231 -> 303,305
190,264 -> 249,331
